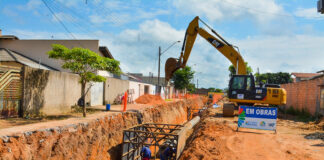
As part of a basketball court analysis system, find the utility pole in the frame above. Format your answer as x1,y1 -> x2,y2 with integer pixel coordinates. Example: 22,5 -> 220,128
157,46 -> 161,94
157,41 -> 181,94
197,79 -> 199,89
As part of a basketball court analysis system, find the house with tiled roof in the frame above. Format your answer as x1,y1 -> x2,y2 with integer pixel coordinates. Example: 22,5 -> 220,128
291,72 -> 321,82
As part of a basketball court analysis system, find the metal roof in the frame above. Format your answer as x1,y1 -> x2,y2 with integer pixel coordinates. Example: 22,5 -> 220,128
0,35 -> 19,40
0,48 -> 57,70
99,46 -> 114,59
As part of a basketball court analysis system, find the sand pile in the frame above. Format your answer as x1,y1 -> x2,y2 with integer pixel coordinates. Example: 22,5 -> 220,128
212,93 -> 223,104
180,111 -> 235,160
135,94 -> 166,105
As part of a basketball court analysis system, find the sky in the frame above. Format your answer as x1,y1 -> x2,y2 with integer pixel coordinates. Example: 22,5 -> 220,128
1,0 -> 324,89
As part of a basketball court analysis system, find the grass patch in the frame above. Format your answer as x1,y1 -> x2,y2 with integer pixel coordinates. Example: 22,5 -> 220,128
283,106 -> 316,122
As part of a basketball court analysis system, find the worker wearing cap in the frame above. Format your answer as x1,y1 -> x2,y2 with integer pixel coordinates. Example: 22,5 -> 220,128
140,145 -> 151,160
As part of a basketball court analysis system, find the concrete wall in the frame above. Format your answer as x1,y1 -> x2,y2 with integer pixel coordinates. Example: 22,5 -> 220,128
104,77 -> 129,104
281,76 -> 324,115
22,66 -> 89,116
104,78 -> 159,104
0,39 -> 101,71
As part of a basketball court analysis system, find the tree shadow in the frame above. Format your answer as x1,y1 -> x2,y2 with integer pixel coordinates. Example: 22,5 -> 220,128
311,143 -> 324,147
304,132 -> 324,142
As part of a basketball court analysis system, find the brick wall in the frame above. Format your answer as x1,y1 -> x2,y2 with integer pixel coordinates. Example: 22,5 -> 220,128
281,76 -> 324,115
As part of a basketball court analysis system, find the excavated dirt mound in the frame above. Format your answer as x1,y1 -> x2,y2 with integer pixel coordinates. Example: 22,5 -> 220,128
0,98 -> 204,160
180,108 -> 324,160
135,94 -> 166,105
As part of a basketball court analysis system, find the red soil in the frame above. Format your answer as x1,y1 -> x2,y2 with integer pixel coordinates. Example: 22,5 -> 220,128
212,93 -> 223,104
180,108 -> 324,160
135,94 -> 166,105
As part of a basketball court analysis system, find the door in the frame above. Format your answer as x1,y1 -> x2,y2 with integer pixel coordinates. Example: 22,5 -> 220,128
144,85 -> 149,94
91,82 -> 104,106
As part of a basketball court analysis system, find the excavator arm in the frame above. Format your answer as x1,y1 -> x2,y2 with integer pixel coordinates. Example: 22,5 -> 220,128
165,16 -> 247,81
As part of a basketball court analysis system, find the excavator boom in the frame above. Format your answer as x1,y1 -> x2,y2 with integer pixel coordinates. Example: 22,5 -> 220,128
165,16 -> 246,81
165,16 -> 286,117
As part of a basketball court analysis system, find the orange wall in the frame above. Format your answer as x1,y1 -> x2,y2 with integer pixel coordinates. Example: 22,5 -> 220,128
281,76 -> 324,115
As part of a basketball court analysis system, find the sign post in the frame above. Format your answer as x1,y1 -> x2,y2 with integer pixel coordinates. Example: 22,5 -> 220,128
237,106 -> 278,133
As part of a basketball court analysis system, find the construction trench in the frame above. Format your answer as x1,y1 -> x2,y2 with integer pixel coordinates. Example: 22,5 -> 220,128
1,96 -> 324,160
0,97 -> 204,160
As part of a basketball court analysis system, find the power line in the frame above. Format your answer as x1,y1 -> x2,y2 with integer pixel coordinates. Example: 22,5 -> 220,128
45,0 -> 175,76
47,0 -> 94,36
41,0 -> 78,40
49,0 -> 99,31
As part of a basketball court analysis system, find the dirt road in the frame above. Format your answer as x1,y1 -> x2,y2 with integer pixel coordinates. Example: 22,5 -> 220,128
180,108 -> 324,160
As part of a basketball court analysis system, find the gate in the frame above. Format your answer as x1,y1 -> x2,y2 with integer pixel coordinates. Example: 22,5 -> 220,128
91,82 -> 104,106
0,65 -> 22,118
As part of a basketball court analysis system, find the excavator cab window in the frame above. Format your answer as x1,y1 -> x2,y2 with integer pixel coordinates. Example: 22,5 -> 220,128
231,76 -> 245,90
246,76 -> 252,91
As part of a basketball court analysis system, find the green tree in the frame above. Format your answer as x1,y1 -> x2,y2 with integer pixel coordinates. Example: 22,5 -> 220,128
215,88 -> 223,92
208,88 -> 223,92
254,72 -> 292,84
172,66 -> 195,91
208,87 -> 216,92
47,44 -> 120,117
187,83 -> 196,93
228,62 -> 253,76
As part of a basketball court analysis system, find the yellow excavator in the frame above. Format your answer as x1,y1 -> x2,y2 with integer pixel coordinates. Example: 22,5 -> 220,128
165,16 -> 286,116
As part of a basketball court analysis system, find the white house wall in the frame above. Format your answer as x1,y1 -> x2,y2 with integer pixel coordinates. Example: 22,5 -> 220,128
128,81 -> 156,101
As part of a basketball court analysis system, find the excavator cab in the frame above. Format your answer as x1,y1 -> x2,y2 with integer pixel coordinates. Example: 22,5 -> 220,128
228,74 -> 274,105
228,75 -> 256,101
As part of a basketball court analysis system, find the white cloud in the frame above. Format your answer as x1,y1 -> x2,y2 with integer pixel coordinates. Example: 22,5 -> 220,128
16,0 -> 41,11
101,19 -> 234,88
104,0 -> 129,10
89,8 -> 170,26
2,7 -> 18,17
87,0 -> 169,26
89,13 -> 131,26
52,12 -> 78,23
55,0 -> 80,7
26,0 -> 42,10
8,19 -> 324,89
101,19 -> 185,74
294,8 -> 324,19
234,34 -> 324,74
136,9 -> 170,19
173,0 -> 285,24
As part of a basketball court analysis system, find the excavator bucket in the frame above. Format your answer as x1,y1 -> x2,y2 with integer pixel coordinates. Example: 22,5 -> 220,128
165,57 -> 180,81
